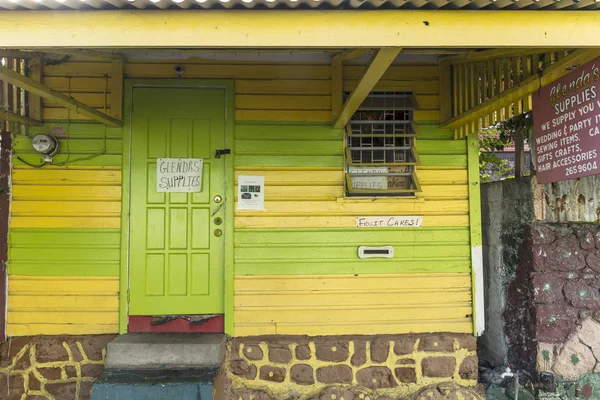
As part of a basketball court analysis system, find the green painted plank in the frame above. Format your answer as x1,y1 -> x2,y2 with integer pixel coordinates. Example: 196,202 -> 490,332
29,124 -> 123,139
8,228 -> 121,276
417,125 -> 454,140
235,259 -> 471,275
14,137 -> 122,155
420,155 -> 467,167
235,155 -> 343,168
235,125 -> 343,141
416,140 -> 467,155
8,263 -> 120,276
235,244 -> 470,260
10,247 -> 120,261
235,140 -> 342,156
12,154 -> 121,167
235,227 -> 470,245
235,120 -> 330,127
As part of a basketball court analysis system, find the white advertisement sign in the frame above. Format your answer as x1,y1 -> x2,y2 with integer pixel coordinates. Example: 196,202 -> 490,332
356,216 -> 422,228
156,158 -> 203,193
237,176 -> 265,211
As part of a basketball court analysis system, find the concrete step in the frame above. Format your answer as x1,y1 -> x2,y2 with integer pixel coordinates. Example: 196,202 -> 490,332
106,333 -> 226,370
91,368 -> 218,400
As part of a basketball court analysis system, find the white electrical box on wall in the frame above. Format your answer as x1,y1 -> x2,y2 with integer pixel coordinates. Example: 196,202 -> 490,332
358,246 -> 394,259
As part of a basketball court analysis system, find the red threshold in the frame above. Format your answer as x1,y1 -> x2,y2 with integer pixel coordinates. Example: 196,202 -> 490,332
128,315 -> 224,333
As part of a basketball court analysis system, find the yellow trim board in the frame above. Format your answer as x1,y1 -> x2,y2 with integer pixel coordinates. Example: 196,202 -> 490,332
2,11 -> 600,48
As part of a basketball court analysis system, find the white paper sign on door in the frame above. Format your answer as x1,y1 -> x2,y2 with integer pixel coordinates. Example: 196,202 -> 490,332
237,176 -> 265,211
156,158 -> 203,193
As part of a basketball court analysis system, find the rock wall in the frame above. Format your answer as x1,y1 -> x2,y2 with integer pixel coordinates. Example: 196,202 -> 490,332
0,335 -> 115,400
219,334 -> 480,400
505,223 -> 600,383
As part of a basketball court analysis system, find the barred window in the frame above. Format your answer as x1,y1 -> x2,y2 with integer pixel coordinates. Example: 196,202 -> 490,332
345,92 -> 421,196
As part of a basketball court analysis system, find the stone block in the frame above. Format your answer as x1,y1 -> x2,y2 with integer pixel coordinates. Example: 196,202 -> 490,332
418,335 -> 455,352
532,225 -> 556,246
356,366 -> 396,389
315,341 -> 348,362
46,382 -> 78,400
534,236 -> 585,272
259,366 -> 286,383
67,342 -> 84,362
396,358 -> 415,365
536,305 -> 580,342
395,367 -> 417,383
456,335 -> 477,352
295,344 -> 311,361
290,364 -> 314,385
394,336 -> 417,355
577,318 -> 600,360
316,365 -> 352,384
458,356 -> 477,380
81,364 -> 104,378
231,360 -> 257,380
580,231 -> 596,250
268,344 -> 292,364
586,252 -> 600,273
79,335 -> 115,361
244,345 -> 264,361
422,356 -> 456,378
80,381 -> 94,400
411,382 -> 484,400
13,351 -> 31,371
370,338 -> 390,363
536,343 -> 555,372
65,365 -> 77,378
553,336 -> 596,380
564,281 -> 600,309
35,341 -> 70,363
532,274 -> 567,304
28,371 -> 42,391
37,367 -> 62,380
351,340 -> 367,367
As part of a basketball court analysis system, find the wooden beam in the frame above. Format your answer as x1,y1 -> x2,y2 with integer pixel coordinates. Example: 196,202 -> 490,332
439,59 -> 452,123
337,49 -> 373,62
331,54 -> 343,123
334,48 -> 401,129
442,49 -> 600,132
0,110 -> 43,126
110,59 -> 124,120
0,50 -> 40,59
1,11 -> 600,48
445,48 -> 571,65
28,55 -> 43,121
0,64 -> 122,127
41,48 -> 124,62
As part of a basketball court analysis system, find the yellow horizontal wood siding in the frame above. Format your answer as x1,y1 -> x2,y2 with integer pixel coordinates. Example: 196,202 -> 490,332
42,59 -> 441,123
7,276 -> 119,336
10,166 -> 122,229
234,274 -> 473,336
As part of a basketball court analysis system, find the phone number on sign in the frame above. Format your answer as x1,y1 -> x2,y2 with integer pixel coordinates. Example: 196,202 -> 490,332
566,161 -> 598,176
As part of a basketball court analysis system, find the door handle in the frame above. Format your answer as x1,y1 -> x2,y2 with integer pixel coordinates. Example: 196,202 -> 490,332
215,149 -> 231,159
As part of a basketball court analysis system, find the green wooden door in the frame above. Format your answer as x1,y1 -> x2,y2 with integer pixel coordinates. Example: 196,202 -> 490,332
129,87 -> 226,315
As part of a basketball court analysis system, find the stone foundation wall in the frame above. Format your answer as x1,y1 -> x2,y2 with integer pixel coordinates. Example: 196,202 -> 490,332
0,335 -> 115,400
505,223 -> 600,383
219,334 -> 480,400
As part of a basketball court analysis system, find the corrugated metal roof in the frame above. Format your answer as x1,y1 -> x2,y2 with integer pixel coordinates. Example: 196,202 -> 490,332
0,0 -> 598,10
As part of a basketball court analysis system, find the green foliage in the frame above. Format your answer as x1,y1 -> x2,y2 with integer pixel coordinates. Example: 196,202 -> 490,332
479,111 -> 534,182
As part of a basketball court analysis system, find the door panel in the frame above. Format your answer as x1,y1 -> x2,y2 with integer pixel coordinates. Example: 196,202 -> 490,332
129,88 -> 226,315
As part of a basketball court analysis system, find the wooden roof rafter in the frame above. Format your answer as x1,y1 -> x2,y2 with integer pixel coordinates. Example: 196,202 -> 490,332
333,47 -> 402,129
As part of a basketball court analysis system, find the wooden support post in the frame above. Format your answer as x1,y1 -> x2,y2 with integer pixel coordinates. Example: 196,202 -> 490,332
515,129 -> 525,178
0,130 -> 11,343
28,55 -> 43,121
439,59 -> 452,123
0,64 -> 122,127
111,58 -> 124,121
333,47 -> 401,129
331,54 -> 343,123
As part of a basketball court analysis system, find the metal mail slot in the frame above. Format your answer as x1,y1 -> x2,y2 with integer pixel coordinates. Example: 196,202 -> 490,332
358,246 -> 394,259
